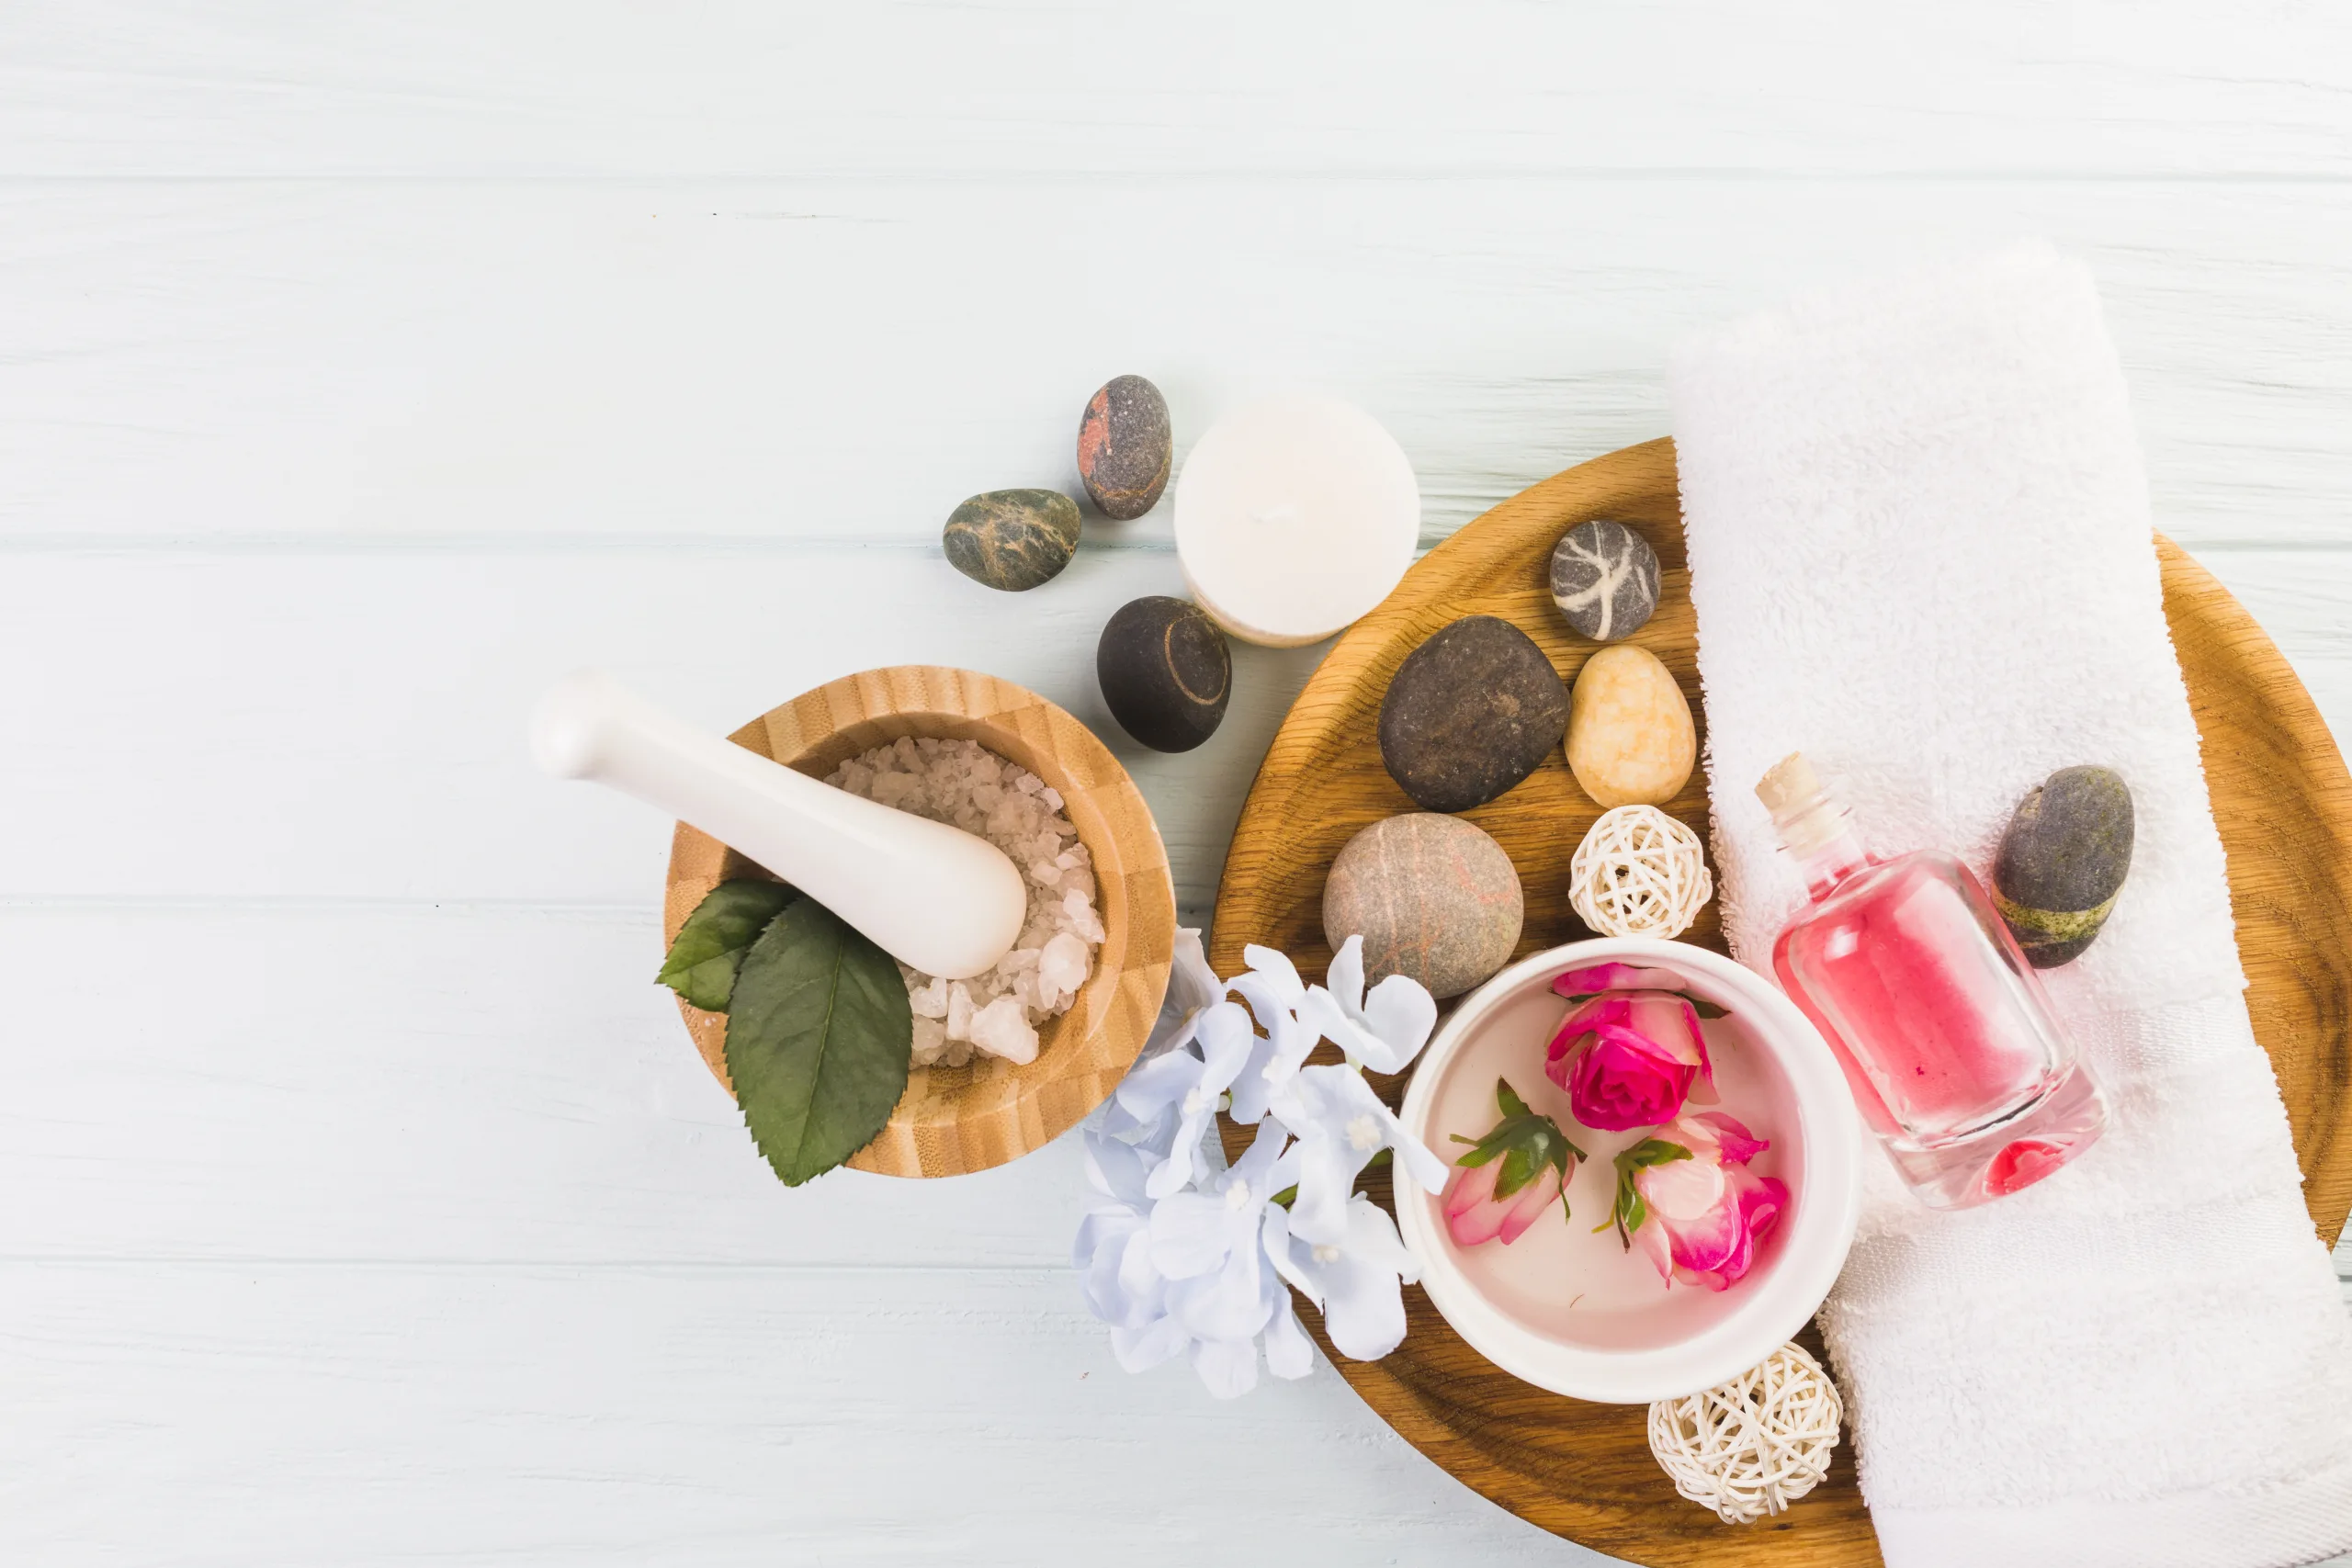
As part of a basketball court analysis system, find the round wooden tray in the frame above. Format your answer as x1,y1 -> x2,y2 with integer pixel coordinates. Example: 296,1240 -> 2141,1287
1210,438 -> 2352,1567
666,665 -> 1176,1179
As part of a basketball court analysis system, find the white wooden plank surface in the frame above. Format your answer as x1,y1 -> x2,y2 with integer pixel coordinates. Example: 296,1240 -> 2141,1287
6,6 -> 2352,1565
4,180 -> 2350,548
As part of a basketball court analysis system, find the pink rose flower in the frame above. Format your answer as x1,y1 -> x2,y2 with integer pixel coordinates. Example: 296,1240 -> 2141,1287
1605,1111 -> 1788,1292
1441,1078 -> 1584,1247
1544,990 -> 1713,1132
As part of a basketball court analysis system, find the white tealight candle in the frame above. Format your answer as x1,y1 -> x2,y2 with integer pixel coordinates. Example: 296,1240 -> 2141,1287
1172,394 -> 1419,648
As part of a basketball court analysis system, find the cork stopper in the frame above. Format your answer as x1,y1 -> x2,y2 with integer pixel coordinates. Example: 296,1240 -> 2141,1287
1755,750 -> 1848,857
1754,752 -> 1821,817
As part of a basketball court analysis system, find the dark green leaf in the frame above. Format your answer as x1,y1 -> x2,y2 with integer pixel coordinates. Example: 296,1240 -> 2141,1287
724,899 -> 912,1186
657,879 -> 798,1011
1448,1078 -> 1585,1211
1497,1143 -> 1536,1200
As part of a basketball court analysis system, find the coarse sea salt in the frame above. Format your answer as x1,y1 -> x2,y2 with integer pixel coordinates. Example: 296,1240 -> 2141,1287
826,736 -> 1103,1068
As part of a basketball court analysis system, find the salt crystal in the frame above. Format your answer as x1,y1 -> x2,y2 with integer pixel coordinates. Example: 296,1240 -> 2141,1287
967,994 -> 1039,1065
1039,931 -> 1090,1001
825,736 -> 1103,1068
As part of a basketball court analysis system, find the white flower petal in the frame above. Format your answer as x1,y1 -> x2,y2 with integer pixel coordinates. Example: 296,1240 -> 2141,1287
1148,1191 -> 1235,1279
1325,934 -> 1367,1012
1359,974 -> 1438,1069
1162,927 -> 1221,1021
1318,1253 -> 1408,1361
1111,1314 -> 1191,1373
1115,1048 -> 1201,1122
1285,1139 -> 1364,1248
1188,1335 -> 1260,1400
1193,999 -> 1257,1091
1259,1203 -> 1323,1303
1082,1128 -> 1151,1205
1239,944 -> 1306,1005
1340,1194 -> 1419,1282
1114,1226 -> 1168,1323
1227,1118 -> 1295,1198
1168,1236 -> 1273,1344
1262,1287 -> 1317,1381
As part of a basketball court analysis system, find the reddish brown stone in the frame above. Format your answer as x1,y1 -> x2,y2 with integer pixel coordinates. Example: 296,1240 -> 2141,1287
1076,375 -> 1172,520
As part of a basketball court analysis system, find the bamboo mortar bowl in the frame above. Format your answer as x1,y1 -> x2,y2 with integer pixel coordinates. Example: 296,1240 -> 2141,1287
662,665 -> 1177,1178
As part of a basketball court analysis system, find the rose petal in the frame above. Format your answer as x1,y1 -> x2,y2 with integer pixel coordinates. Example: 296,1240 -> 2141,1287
1497,1162 -> 1563,1245
1552,963 -> 1687,997
1689,1111 -> 1769,1167
1443,1158 -> 1498,1221
1635,1149 -> 1729,1222
1634,1211 -> 1675,1280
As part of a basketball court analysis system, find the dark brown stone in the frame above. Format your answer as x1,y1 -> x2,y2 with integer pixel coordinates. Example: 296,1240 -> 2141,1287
1096,595 -> 1230,752
942,489 -> 1081,592
1076,375 -> 1171,520
1377,615 -> 1568,813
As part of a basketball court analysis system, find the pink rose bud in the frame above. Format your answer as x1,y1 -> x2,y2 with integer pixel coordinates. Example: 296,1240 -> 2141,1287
1544,991 -> 1714,1131
1441,1077 -> 1584,1247
1605,1111 -> 1789,1292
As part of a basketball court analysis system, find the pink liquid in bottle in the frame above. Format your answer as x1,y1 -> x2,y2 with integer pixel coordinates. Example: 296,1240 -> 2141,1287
1758,753 -> 2105,1208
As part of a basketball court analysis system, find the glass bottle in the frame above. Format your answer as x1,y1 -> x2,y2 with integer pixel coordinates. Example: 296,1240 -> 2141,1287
1758,753 -> 2106,1208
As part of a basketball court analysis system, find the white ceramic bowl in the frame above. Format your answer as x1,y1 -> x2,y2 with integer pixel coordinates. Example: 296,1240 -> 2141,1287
1396,937 -> 1860,1404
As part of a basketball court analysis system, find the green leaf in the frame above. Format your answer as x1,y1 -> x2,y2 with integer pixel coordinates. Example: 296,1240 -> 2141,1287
658,879 -> 799,1011
724,899 -> 912,1186
1600,1137 -> 1691,1247
1448,1078 -> 1586,1212
1498,1143 -> 1536,1200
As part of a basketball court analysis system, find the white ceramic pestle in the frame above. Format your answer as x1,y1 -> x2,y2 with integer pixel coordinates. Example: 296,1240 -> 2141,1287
530,671 -> 1029,980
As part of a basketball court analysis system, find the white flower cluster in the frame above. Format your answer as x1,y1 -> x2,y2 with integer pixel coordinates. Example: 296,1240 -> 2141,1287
1073,930 -> 1450,1398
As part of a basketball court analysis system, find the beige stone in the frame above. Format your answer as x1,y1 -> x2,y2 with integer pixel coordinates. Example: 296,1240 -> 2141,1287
1566,645 -> 1695,807
1322,813 -> 1523,999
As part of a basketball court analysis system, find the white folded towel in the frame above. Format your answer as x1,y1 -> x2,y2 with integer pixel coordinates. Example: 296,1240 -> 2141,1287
1671,243 -> 2352,1568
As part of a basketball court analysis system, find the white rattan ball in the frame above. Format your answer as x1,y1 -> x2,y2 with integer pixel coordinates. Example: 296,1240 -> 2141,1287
1568,804 -> 1713,940
1647,1341 -> 1843,1524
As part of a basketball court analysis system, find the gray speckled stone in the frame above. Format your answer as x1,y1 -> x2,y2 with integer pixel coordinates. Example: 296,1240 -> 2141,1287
1323,814 -> 1523,999
1549,519 -> 1660,641
942,489 -> 1082,592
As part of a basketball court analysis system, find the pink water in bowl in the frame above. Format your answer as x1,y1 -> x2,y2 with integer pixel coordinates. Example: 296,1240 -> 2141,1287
1413,971 -> 1804,1355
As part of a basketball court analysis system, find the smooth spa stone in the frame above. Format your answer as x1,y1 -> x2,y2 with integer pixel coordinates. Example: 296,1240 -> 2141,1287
1993,764 -> 2136,967
1095,595 -> 1232,753
1549,519 -> 1660,642
1172,393 -> 1419,647
1323,813 -> 1524,999
1378,615 -> 1569,814
941,489 -> 1082,592
1076,375 -> 1172,520
1565,644 -> 1696,808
